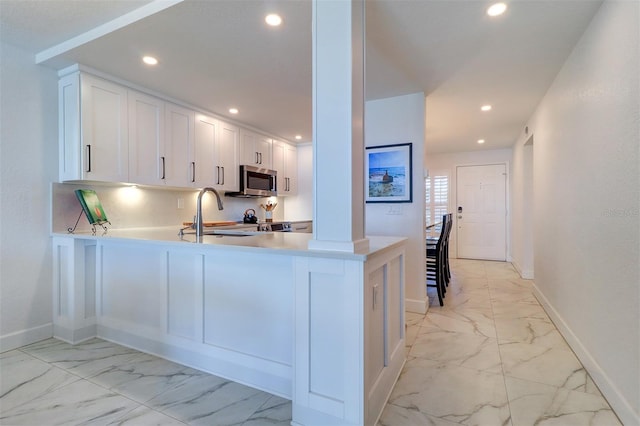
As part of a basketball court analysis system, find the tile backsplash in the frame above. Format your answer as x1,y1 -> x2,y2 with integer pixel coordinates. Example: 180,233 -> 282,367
52,182 -> 284,233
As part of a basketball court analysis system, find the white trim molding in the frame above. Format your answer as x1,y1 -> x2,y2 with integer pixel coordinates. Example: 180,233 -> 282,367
0,323 -> 53,352
533,284 -> 638,425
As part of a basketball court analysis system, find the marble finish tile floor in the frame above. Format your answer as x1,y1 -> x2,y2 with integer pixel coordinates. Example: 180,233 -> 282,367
380,259 -> 621,426
0,260 -> 620,425
0,339 -> 291,426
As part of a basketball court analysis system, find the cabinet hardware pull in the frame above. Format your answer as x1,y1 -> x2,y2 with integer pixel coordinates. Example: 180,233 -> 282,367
255,152 -> 259,164
221,167 -> 225,185
259,152 -> 262,164
86,144 -> 91,173
216,166 -> 220,184
161,156 -> 166,179
191,162 -> 196,183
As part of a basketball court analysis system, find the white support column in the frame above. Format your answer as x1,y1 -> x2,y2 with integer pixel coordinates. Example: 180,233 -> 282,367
309,0 -> 369,254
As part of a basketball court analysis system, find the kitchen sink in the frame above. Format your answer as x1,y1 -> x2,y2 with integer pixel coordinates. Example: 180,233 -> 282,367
179,228 -> 263,237
209,229 -> 266,236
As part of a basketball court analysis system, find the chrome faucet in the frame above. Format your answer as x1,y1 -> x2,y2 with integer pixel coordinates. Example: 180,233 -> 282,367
195,187 -> 224,238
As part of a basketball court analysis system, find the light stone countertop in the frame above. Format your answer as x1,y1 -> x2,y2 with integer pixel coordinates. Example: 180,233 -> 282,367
51,226 -> 406,261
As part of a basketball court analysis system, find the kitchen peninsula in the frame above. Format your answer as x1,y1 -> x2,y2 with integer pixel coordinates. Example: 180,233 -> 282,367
52,226 -> 407,426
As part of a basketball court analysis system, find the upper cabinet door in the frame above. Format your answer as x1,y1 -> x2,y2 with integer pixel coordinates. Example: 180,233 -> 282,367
240,129 -> 272,169
165,103 -> 195,187
194,114 -> 219,187
255,134 -> 272,170
272,140 -> 297,196
128,90 -> 165,186
284,143 -> 298,195
272,140 -> 285,194
79,74 -> 129,182
217,122 -> 239,191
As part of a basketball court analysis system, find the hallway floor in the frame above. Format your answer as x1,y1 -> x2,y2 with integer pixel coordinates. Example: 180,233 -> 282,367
0,260 -> 620,425
379,259 -> 620,426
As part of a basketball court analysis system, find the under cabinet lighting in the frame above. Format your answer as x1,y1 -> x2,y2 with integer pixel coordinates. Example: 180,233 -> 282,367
142,56 -> 158,65
487,3 -> 507,17
229,108 -> 239,114
481,105 -> 492,111
295,135 -> 302,140
265,14 -> 282,26
478,139 -> 486,144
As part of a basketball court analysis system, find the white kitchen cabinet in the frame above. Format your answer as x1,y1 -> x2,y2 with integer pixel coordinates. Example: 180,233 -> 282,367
217,121 -> 240,191
164,102 -> 195,187
59,72 -> 129,182
272,140 -> 298,196
194,114 -> 239,191
193,114 -> 219,187
240,128 -> 272,169
128,90 -> 165,185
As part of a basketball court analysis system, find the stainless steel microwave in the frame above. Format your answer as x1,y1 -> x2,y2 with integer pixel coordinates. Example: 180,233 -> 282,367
226,165 -> 277,197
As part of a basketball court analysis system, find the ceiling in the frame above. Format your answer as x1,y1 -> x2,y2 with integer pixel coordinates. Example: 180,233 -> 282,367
0,0 -> 603,153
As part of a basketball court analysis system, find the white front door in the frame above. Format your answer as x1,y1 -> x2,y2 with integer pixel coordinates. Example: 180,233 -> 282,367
456,164 -> 507,261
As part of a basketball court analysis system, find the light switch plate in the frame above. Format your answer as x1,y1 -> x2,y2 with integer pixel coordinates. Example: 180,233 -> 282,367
387,205 -> 403,215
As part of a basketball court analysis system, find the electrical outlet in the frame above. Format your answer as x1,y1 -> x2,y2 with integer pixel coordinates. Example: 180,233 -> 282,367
177,198 -> 184,209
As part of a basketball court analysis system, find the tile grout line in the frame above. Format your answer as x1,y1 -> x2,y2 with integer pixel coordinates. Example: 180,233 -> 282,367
484,261 -> 517,426
14,344 -> 190,425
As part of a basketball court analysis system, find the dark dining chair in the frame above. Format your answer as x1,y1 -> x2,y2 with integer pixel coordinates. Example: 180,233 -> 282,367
426,214 -> 450,306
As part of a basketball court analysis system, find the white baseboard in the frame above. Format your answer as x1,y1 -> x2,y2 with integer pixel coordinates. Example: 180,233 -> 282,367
532,284 -> 639,425
54,323 -> 97,345
405,297 -> 428,314
512,260 -> 534,279
0,323 -> 53,352
97,324 -> 291,399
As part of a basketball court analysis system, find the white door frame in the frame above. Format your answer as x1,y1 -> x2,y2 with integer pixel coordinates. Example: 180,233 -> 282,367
454,162 -> 510,261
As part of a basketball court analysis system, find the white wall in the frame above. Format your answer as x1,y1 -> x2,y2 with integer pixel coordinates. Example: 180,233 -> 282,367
0,43 -> 59,350
365,92 -> 427,313
510,138 -> 534,279
425,149 -> 513,260
512,1 -> 639,423
283,143 -> 312,221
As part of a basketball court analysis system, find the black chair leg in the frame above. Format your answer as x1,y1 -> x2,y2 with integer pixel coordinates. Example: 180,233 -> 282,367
427,260 -> 445,306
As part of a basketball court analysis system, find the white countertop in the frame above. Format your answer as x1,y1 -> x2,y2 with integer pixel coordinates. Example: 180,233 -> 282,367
52,226 -> 406,260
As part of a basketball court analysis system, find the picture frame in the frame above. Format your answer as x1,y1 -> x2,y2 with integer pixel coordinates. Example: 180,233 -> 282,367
365,142 -> 413,203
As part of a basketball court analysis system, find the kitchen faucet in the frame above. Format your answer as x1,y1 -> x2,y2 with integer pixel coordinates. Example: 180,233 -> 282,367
195,187 -> 224,238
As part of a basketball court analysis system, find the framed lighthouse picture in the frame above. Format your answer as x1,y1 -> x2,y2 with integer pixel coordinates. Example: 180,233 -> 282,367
365,143 -> 413,203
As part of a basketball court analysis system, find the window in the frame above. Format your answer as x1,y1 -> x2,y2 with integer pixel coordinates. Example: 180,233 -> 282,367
425,172 -> 450,237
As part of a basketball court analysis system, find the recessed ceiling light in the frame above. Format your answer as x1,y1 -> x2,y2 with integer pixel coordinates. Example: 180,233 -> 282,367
481,105 -> 492,111
295,135 -> 302,140
229,108 -> 239,114
265,14 -> 282,26
478,139 -> 486,144
487,2 -> 507,17
142,56 -> 158,65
